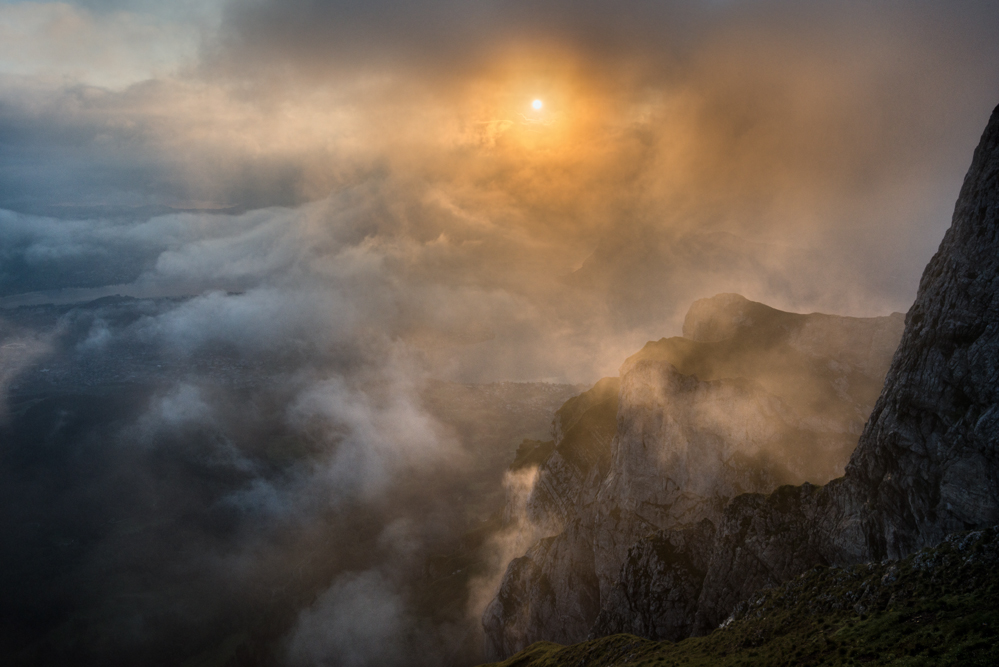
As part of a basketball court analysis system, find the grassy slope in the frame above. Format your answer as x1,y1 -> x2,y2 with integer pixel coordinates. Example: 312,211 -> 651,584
480,526 -> 999,667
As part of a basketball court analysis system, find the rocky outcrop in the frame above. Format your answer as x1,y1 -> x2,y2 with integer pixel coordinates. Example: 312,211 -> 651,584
525,378 -> 619,534
589,519 -> 715,641
623,298 -> 904,484
690,479 -> 859,632
483,294 -> 905,658
482,521 -> 601,655
682,293 -> 904,380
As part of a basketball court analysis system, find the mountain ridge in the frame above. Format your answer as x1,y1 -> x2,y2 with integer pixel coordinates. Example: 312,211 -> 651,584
483,295 -> 906,657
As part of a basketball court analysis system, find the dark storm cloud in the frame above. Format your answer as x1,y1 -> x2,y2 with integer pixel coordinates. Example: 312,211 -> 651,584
213,0 -> 999,81
212,0 -> 698,78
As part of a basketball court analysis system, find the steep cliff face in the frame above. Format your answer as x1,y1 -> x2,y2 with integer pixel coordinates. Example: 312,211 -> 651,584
483,296 -> 905,658
590,519 -> 715,641
691,479 -> 859,632
525,378 -> 619,534
589,361 -> 809,604
689,103 -> 999,634
850,104 -> 999,559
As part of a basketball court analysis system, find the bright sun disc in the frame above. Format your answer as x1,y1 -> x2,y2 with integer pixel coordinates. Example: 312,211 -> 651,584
532,99 -> 543,110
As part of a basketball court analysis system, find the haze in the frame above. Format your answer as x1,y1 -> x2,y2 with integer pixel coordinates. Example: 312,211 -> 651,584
1,1 -> 998,666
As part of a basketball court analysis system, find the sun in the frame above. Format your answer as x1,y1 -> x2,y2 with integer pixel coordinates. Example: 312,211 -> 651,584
532,99 -> 543,110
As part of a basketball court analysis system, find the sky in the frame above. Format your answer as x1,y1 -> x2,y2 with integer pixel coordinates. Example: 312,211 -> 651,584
1,0 -> 997,383
1,2 -> 999,666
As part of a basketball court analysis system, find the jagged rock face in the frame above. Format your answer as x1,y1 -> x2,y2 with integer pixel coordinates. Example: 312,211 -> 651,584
605,361 -> 809,521
526,378 -> 619,534
483,296 -> 904,657
690,480 -> 860,633
848,104 -> 999,559
588,360 -> 817,603
590,520 -> 715,641
482,521 -> 600,657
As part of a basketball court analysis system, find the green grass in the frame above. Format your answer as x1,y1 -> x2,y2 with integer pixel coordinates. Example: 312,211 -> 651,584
480,527 -> 999,667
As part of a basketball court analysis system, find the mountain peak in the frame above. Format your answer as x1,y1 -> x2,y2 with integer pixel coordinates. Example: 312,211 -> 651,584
680,293 -> 777,342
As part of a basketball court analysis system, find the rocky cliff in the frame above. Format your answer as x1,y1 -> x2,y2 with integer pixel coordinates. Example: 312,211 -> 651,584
850,106 -> 999,557
484,104 -> 999,660
483,295 -> 905,657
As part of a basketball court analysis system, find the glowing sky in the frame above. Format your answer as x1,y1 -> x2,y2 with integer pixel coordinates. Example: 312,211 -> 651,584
2,0 -> 999,382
